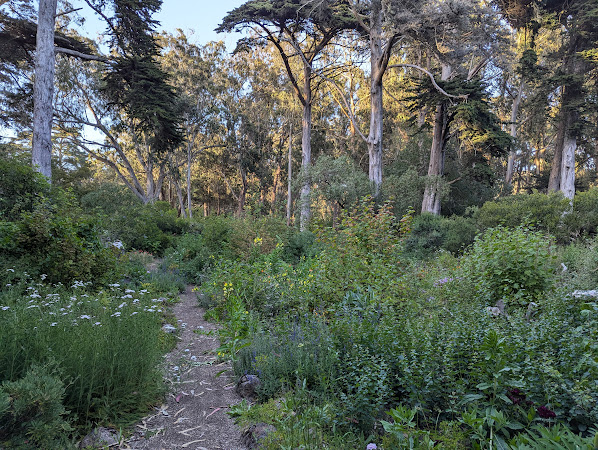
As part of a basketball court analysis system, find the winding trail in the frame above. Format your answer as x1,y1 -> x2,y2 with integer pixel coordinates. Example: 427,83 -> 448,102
127,285 -> 245,450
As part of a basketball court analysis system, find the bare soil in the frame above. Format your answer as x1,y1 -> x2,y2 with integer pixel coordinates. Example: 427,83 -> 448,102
125,285 -> 246,450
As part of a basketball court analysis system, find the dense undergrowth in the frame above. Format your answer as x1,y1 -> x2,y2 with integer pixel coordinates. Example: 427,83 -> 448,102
0,161 -> 185,448
2,157 -> 598,448
165,196 -> 598,449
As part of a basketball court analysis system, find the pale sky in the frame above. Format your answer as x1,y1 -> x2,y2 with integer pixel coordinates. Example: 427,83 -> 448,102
74,0 -> 246,49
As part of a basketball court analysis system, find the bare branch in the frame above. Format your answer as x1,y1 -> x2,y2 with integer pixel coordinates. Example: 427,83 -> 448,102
388,63 -> 468,100
316,71 -> 367,142
55,47 -> 108,61
55,8 -> 82,18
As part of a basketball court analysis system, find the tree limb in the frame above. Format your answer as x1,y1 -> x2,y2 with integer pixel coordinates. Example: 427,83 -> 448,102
388,63 -> 468,99
55,47 -> 108,61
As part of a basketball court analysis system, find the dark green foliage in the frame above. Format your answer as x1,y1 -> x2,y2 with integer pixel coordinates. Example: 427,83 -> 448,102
216,0 -> 358,38
475,191 -> 570,236
404,212 -> 477,258
0,160 -> 118,286
80,184 -> 187,255
0,363 -> 74,449
100,0 -> 183,155
0,156 -> 50,221
408,77 -> 512,158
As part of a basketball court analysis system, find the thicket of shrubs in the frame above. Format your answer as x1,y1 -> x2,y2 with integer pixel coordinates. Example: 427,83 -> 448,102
177,198 -> 598,448
3,154 -> 598,448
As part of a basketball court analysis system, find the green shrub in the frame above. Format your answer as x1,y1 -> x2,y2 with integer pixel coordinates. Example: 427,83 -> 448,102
80,184 -> 187,255
475,192 -> 570,236
509,424 -> 598,449
558,237 -> 598,290
461,225 -> 557,306
566,186 -> 598,239
0,363 -> 74,449
0,157 -> 51,222
404,213 -> 477,258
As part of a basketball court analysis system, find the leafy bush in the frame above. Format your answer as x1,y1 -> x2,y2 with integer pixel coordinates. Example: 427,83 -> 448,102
461,225 -> 557,306
0,157 -> 50,221
0,363 -> 73,449
566,186 -> 598,239
404,213 -> 477,258
475,192 -> 570,237
313,197 -> 410,304
80,184 -> 187,255
558,237 -> 598,289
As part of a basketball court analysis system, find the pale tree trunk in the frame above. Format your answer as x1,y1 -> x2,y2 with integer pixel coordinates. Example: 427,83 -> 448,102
547,108 -> 569,192
421,64 -> 451,215
187,141 -> 193,218
287,122 -> 293,227
505,80 -> 524,186
560,133 -> 576,200
366,0 -> 395,198
32,0 -> 58,180
173,176 -> 186,218
367,1 -> 384,197
299,65 -> 312,231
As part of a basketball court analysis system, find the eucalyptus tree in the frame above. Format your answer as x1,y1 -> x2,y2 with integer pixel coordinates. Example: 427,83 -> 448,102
0,0 -> 98,179
217,0 -> 358,230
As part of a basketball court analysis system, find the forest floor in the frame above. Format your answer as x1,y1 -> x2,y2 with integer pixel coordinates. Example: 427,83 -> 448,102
124,284 -> 246,450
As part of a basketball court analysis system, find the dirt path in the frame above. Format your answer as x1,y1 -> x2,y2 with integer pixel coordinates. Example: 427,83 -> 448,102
127,285 -> 245,450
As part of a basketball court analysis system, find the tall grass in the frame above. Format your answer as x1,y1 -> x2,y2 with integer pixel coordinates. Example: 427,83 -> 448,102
0,273 -> 166,427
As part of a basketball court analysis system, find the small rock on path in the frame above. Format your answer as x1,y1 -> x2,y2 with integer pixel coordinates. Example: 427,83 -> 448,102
127,285 -> 245,450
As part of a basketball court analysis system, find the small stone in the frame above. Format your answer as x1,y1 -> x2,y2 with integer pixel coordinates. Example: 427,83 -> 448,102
572,290 -> 598,298
162,324 -> 176,333
240,423 -> 276,449
79,427 -> 119,448
236,374 -> 261,399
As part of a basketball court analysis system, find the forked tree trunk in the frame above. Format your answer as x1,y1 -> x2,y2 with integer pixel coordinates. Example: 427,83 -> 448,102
32,0 -> 58,180
421,64 -> 452,215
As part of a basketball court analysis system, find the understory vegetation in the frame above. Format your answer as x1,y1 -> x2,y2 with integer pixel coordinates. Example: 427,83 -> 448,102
165,195 -> 598,449
1,160 -> 598,448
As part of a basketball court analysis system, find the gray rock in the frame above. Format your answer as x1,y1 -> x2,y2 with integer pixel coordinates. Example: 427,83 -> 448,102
240,422 -> 276,449
162,323 -> 176,333
236,374 -> 261,399
572,290 -> 598,298
79,427 -> 119,448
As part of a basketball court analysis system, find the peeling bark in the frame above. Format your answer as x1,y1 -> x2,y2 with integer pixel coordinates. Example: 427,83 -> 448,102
32,0 -> 58,180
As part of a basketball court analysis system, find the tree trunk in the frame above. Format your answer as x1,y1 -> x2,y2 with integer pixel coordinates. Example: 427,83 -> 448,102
299,65 -> 312,231
560,133 -> 576,200
187,141 -> 193,218
287,122 -> 293,227
421,64 -> 451,215
547,108 -> 568,192
238,166 -> 247,216
173,176 -> 187,219
505,80 -> 524,186
367,3 -> 384,197
32,0 -> 58,180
